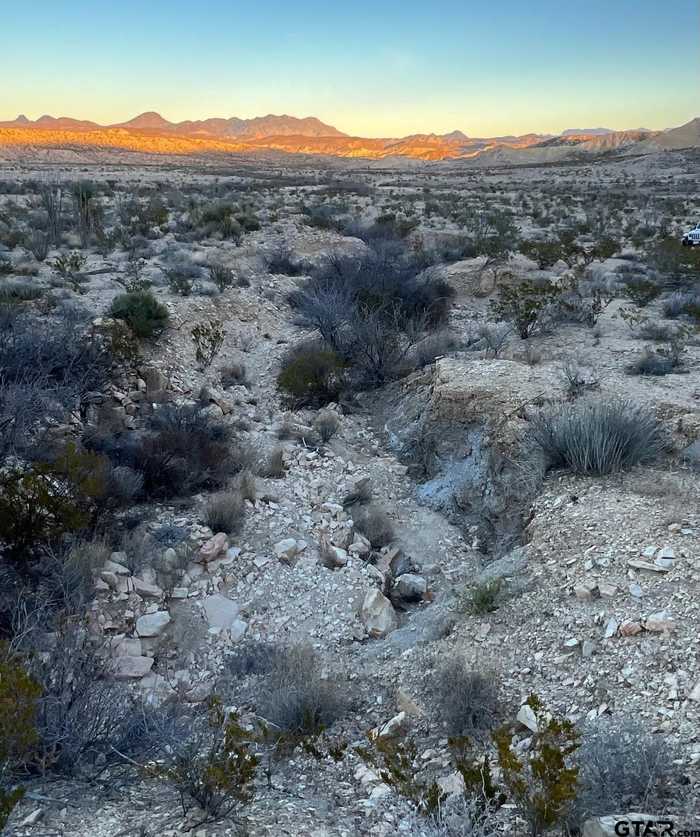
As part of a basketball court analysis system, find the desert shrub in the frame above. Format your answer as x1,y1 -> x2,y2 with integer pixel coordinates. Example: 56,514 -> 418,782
434,661 -> 499,735
259,446 -> 286,478
165,267 -> 196,296
634,319 -> 679,342
662,289 -> 700,320
494,695 -> 580,837
204,490 -> 245,534
414,330 -> 459,366
352,504 -> 394,548
208,262 -> 235,292
191,319 -> 225,369
0,306 -> 110,456
620,275 -> 661,307
411,794 -> 501,837
627,343 -> 685,376
226,641 -> 283,677
266,245 -> 302,276
342,478 -> 372,508
466,579 -> 502,615
277,342 -> 347,407
106,464 -> 144,504
155,698 -> 258,825
313,409 -> 340,442
0,645 -> 41,829
288,250 -> 454,355
0,280 -> 43,303
561,357 -> 599,398
475,322 -> 512,358
235,469 -> 256,502
220,362 -> 247,388
110,290 -> 169,338
86,403 -> 246,498
490,279 -> 561,339
530,399 -> 664,475
520,238 -> 563,269
258,645 -> 345,738
0,446 -> 109,559
15,623 -> 134,776
570,718 -> 679,828
37,538 -> 110,616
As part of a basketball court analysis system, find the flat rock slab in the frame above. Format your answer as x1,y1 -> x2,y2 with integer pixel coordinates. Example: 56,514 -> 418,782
202,593 -> 241,631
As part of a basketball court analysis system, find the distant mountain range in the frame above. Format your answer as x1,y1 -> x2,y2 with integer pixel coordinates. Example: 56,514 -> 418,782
0,111 -> 698,164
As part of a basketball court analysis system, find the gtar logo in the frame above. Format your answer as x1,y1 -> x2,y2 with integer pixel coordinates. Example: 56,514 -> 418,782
614,821 -> 674,837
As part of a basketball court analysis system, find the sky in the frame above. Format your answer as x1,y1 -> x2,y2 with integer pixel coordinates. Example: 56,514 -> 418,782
2,0 -> 698,137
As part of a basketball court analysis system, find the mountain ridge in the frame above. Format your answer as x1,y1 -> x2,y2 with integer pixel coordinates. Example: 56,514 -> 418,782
0,111 -> 697,163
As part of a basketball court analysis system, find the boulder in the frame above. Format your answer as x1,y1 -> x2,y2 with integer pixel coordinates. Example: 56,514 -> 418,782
394,573 -> 427,602
360,589 -> 397,638
112,655 -> 154,680
274,537 -> 300,564
202,594 -> 241,631
136,610 -> 171,637
197,533 -> 229,563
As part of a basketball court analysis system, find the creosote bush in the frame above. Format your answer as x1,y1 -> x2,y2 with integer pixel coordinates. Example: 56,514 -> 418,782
277,342 -> 347,407
155,697 -> 258,826
494,694 -> 580,837
0,645 -> 41,829
110,290 -> 169,338
530,398 -> 664,475
490,279 -> 561,339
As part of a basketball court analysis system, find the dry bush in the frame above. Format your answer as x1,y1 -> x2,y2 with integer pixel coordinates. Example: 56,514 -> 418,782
235,469 -> 256,502
352,504 -> 394,548
204,491 -> 245,535
570,718 -> 681,827
313,409 -> 340,442
257,645 -> 345,737
433,660 -> 499,736
259,446 -> 286,479
220,362 -> 248,388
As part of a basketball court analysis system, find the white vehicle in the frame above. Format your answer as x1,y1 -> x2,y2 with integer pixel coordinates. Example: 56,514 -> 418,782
682,224 -> 700,246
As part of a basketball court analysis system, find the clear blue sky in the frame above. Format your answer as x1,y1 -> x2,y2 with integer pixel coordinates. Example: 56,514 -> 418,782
2,0 -> 697,136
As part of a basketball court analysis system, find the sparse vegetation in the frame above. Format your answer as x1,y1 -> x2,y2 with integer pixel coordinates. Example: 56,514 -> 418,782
530,399 -> 664,475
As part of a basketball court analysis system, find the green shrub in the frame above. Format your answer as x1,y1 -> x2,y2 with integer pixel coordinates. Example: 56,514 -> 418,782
0,444 -> 108,558
494,695 -> 580,837
277,344 -> 346,407
156,698 -> 258,825
110,290 -> 169,338
490,280 -> 561,339
0,645 -> 41,830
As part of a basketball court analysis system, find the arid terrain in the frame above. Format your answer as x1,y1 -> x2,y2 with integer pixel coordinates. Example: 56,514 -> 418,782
1,141 -> 699,837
